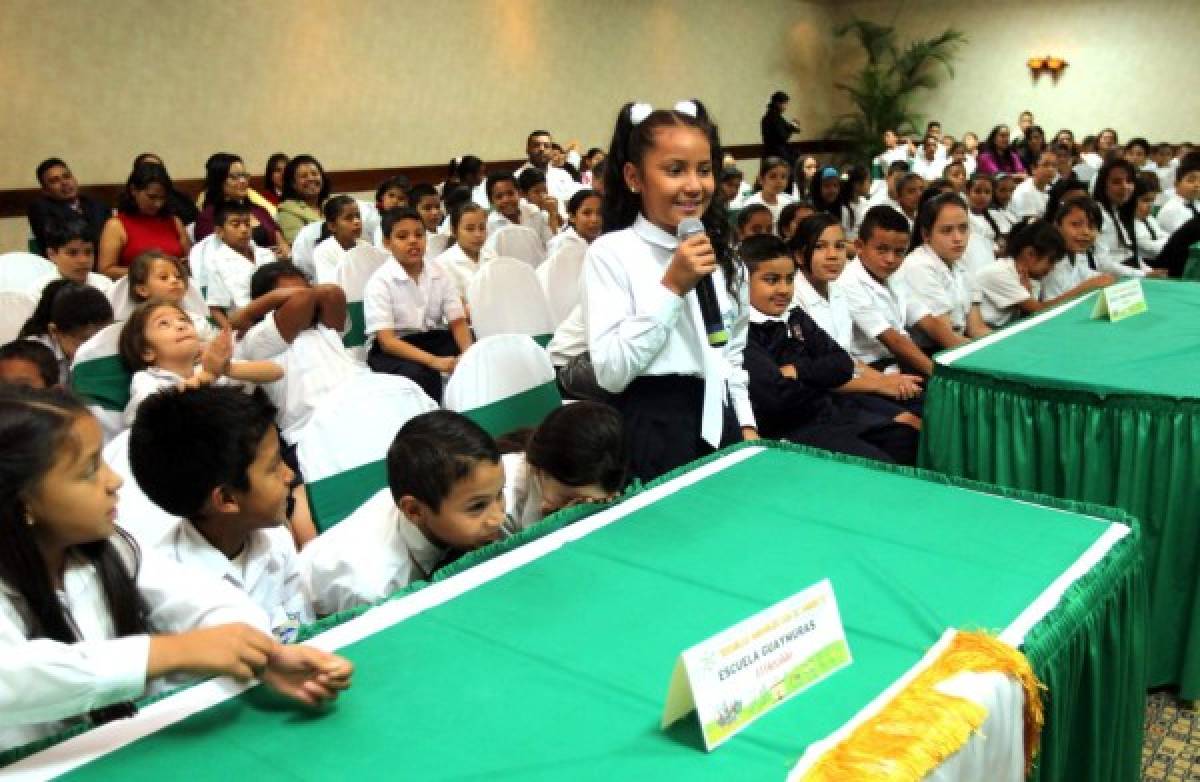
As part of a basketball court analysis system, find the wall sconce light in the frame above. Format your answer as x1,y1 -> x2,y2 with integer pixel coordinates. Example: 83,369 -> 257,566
1027,56 -> 1068,82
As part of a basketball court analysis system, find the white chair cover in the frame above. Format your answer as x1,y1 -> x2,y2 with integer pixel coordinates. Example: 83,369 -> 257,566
104,430 -> 177,548
0,291 -> 35,343
444,334 -> 561,436
484,225 -> 546,267
0,253 -> 55,293
466,257 -> 555,341
70,322 -> 129,443
336,244 -> 390,362
537,239 -> 587,327
358,200 -> 380,249
290,220 -> 325,280
295,372 -> 437,531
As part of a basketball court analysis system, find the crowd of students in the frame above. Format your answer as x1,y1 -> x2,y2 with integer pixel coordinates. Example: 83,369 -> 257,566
1,98 -> 1198,753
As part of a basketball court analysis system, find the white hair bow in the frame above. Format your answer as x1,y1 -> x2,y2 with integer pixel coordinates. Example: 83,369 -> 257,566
630,100 -> 699,125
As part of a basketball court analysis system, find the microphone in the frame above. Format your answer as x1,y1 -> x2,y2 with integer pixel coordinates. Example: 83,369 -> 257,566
677,217 -> 729,347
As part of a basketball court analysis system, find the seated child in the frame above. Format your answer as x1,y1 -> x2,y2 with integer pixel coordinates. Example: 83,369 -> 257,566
736,203 -> 774,241
118,300 -> 283,425
372,175 -> 410,246
717,166 -> 746,210
1041,195 -> 1114,300
515,168 -> 561,244
1134,173 -> 1168,262
29,217 -> 113,297
0,339 -> 59,389
311,195 -> 366,284
742,235 -> 919,464
120,249 -> 212,336
1157,151 -> 1200,235
484,172 -> 524,235
130,386 -> 313,639
434,201 -> 489,302
364,207 -> 472,404
839,205 -> 956,377
205,200 -> 277,329
499,401 -> 629,533
18,280 -> 114,385
0,387 -> 351,751
977,219 -> 1111,328
546,188 -> 602,255
408,183 -> 448,260
299,411 -> 508,615
740,156 -> 795,230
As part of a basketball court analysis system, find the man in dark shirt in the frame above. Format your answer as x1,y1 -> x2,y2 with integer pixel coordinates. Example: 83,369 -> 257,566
760,91 -> 800,167
26,158 -> 110,256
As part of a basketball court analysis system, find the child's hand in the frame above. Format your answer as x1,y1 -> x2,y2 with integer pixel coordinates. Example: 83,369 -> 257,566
432,356 -> 458,374
177,370 -> 217,391
662,234 -> 717,296
150,623 -> 276,681
877,373 -> 923,400
1088,274 -> 1117,289
261,645 -> 354,707
779,364 -> 798,379
1146,269 -> 1169,278
200,326 -> 235,377
542,195 -> 559,215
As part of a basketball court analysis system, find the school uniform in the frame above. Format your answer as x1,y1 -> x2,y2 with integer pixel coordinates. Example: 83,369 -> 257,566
0,539 -> 268,751
877,147 -> 911,167
546,304 -> 609,402
363,259 -> 464,403
514,163 -> 578,217
1136,216 -> 1168,261
238,314 -> 363,444
791,275 -> 854,352
583,215 -> 754,482
1009,178 -> 1050,219
26,270 -> 113,299
847,197 -> 869,241
1095,207 -> 1152,277
1157,193 -> 1200,235
911,154 -> 946,181
501,452 -> 545,535
486,202 -> 554,247
839,258 -> 931,367
988,207 -> 1017,238
124,365 -> 250,426
1040,252 -> 1099,301
896,245 -> 976,344
976,258 -> 1036,328
433,243 -> 481,300
744,307 -> 917,464
205,243 -> 276,314
969,211 -> 1003,254
546,226 -> 587,256
157,521 -> 313,642
298,488 -> 450,616
740,191 -> 795,232
312,236 -> 366,285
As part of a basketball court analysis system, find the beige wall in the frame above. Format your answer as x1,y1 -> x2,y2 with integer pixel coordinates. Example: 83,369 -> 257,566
0,0 -> 834,250
828,0 -> 1200,143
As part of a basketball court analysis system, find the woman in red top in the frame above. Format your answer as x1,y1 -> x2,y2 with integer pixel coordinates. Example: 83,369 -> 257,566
97,162 -> 190,280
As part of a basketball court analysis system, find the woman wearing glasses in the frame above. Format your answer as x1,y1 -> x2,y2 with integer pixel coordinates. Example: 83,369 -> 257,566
194,153 -> 290,258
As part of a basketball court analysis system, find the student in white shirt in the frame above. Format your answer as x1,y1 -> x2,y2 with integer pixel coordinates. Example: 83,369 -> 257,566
740,156 -> 795,230
840,205 -> 964,377
898,193 -> 990,349
1041,195 -> 1113,301
485,171 -> 541,239
893,172 -> 924,230
407,184 -> 449,261
311,195 -> 366,285
717,166 -> 747,211
584,100 -> 758,483
0,388 -> 351,751
777,200 -> 816,243
1093,159 -> 1160,278
364,207 -> 472,404
500,402 -> 628,534
434,201 -> 489,302
989,175 -> 1019,237
977,219 -> 1111,329
129,387 -> 312,639
942,161 -> 968,196
515,168 -> 562,245
911,135 -> 946,181
1134,173 -> 1169,262
1150,143 -> 1179,204
868,160 -> 911,208
842,165 -> 872,241
809,166 -> 856,239
788,214 -> 923,403
117,301 -> 282,425
874,129 -> 912,170
547,188 -> 603,256
28,217 -> 113,298
1009,149 -> 1057,219
18,280 -> 113,387
121,250 -> 216,341
1157,152 -> 1200,234
205,201 -> 276,329
300,411 -> 508,616
736,203 -> 775,242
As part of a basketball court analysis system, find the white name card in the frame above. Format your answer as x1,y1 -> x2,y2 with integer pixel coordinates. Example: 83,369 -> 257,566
661,579 -> 852,751
1091,278 -> 1148,322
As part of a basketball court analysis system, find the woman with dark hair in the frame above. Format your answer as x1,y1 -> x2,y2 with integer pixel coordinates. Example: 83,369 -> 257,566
262,153 -> 289,205
132,154 -> 198,225
1017,126 -> 1048,172
976,125 -> 1026,178
1092,158 -> 1161,278
276,154 -> 332,243
760,91 -> 800,167
192,153 -> 288,255
97,162 -> 190,279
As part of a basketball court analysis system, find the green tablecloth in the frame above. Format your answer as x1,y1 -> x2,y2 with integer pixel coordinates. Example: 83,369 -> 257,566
921,279 -> 1200,698
12,443 -> 1145,781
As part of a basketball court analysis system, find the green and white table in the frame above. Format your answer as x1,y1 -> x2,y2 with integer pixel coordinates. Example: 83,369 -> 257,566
922,278 -> 1199,698
5,444 -> 1144,781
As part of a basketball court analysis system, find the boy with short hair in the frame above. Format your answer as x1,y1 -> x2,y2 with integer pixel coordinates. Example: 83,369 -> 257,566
130,386 -> 313,640
839,205 -> 955,376
26,158 -> 110,253
515,168 -> 560,241
976,219 -> 1109,328
299,411 -> 508,615
28,217 -> 113,296
1010,150 -> 1058,219
205,200 -> 276,327
1158,152 -> 1200,235
0,340 -> 59,389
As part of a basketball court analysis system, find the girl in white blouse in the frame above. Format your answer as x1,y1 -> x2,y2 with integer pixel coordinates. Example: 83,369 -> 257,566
584,100 -> 758,482
312,195 -> 367,285
0,388 -> 351,751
